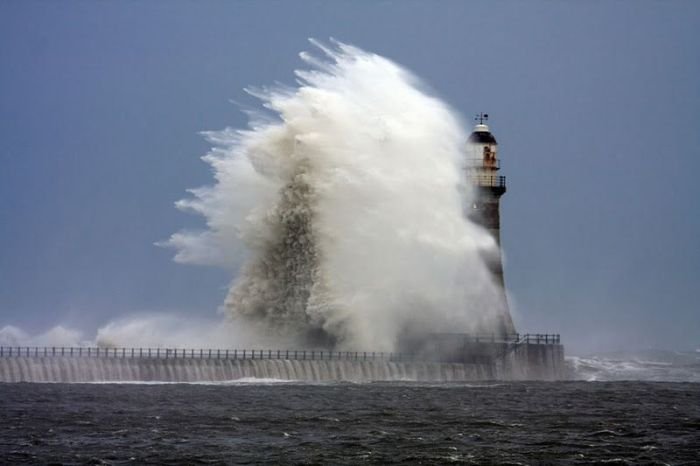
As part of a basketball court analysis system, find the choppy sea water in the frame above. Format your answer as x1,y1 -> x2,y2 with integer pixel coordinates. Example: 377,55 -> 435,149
1,381 -> 698,465
567,349 -> 700,383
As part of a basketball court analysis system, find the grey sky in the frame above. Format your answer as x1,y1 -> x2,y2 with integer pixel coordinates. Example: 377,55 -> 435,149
1,1 -> 698,353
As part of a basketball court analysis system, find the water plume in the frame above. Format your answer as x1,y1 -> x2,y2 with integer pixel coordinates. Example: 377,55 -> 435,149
0,325 -> 84,347
93,315 -> 284,349
163,40 -> 504,351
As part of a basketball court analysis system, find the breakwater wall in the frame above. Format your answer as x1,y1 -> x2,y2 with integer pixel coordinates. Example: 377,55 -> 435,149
0,337 -> 566,383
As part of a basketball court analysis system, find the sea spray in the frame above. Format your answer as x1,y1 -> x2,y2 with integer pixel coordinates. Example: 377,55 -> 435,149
164,40 -> 504,351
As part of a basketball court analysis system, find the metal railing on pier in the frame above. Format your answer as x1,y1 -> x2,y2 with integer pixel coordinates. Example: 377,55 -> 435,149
0,346 -> 418,362
431,333 -> 560,345
0,334 -> 560,361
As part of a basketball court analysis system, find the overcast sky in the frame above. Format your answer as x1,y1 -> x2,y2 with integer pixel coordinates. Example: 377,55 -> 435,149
1,1 -> 698,354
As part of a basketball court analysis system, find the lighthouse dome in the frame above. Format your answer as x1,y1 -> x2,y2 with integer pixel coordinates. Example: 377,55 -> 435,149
468,124 -> 497,144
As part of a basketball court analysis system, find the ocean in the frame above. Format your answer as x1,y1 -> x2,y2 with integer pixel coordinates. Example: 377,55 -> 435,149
1,380 -> 698,465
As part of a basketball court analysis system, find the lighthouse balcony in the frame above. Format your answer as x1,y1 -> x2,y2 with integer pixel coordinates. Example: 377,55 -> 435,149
466,159 -> 500,169
468,174 -> 506,188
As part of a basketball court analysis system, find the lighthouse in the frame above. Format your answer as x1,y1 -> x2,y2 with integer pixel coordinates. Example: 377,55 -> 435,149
466,113 -> 516,336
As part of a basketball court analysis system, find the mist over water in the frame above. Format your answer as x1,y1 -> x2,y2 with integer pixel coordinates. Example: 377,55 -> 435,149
163,40 -> 503,351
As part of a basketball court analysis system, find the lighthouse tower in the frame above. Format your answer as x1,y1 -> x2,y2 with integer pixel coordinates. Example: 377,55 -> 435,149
466,114 -> 516,336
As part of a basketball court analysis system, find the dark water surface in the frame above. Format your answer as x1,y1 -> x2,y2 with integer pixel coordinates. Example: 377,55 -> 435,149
1,381 -> 698,465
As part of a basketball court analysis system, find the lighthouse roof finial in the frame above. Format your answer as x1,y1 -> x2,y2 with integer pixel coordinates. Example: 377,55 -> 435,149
468,112 -> 497,144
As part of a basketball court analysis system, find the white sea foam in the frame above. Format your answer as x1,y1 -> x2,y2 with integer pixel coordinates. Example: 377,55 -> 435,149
85,378 -> 302,385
